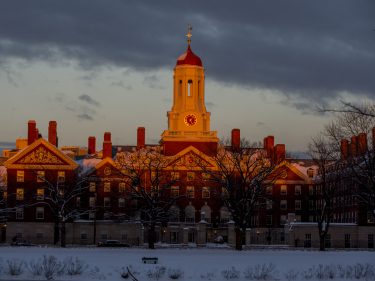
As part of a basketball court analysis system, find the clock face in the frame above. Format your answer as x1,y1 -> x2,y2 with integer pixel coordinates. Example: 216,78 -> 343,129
184,114 -> 197,126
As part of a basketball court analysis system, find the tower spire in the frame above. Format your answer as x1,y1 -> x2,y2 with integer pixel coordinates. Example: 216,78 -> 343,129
186,24 -> 192,46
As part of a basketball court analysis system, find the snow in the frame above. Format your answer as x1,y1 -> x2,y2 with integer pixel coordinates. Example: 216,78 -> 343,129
0,247 -> 373,280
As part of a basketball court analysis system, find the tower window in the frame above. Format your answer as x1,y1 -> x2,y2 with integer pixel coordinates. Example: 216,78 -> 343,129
179,80 -> 182,96
188,80 -> 192,97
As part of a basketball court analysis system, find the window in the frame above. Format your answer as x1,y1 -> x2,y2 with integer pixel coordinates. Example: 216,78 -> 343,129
280,200 -> 287,210
16,188 -> 24,200
118,198 -> 125,208
295,185 -> 301,195
185,205 -> 195,223
104,197 -> 110,208
89,182 -> 96,192
266,186 -> 273,195
295,200 -> 301,210
186,186 -> 194,198
104,182 -> 111,193
171,186 -> 179,198
170,231 -> 179,244
100,233 -> 108,240
367,212 -> 375,223
187,172 -> 195,181
80,233 -> 88,241
121,232 -> 128,241
202,187 -> 210,198
368,234 -> 374,248
89,197 -> 96,208
16,208 -> 24,220
202,173 -> 210,181
58,171 -> 65,183
266,200 -> 273,210
17,170 -> 24,182
345,234 -> 351,248
309,200 -> 315,211
304,234 -> 312,248
36,188 -> 44,200
280,185 -> 287,195
187,79 -> 192,97
76,197 -> 81,207
188,232 -> 195,243
171,172 -> 180,180
307,168 -> 314,178
266,215 -> 272,226
309,185 -> 314,195
280,215 -> 287,225
118,182 -> 126,193
36,233 -> 43,239
36,207 -> 44,220
37,171 -> 45,182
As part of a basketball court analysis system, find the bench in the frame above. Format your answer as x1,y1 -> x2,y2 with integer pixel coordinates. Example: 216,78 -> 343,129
142,257 -> 158,264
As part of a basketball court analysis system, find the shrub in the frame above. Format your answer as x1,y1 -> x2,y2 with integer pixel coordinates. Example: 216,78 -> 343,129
146,266 -> 166,280
222,266 -> 240,279
167,268 -> 184,280
6,258 -> 24,276
41,255 -> 64,280
284,269 -> 299,281
200,271 -> 215,280
64,256 -> 88,276
27,258 -> 44,276
244,263 -> 278,280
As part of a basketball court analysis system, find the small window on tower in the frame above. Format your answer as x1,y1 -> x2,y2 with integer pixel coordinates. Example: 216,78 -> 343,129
188,80 -> 192,97
179,80 -> 182,96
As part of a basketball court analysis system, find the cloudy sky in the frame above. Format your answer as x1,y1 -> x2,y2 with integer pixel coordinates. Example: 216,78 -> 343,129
0,1 -> 374,152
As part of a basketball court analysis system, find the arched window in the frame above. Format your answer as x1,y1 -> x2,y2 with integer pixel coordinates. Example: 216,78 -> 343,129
185,204 -> 195,223
200,203 -> 211,223
188,79 -> 193,97
178,80 -> 182,96
169,205 -> 180,222
220,206 -> 231,223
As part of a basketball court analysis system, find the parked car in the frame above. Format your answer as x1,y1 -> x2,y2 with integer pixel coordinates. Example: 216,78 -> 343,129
98,240 -> 130,247
11,240 -> 36,246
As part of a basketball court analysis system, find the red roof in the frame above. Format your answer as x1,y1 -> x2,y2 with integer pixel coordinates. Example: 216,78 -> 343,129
176,45 -> 203,67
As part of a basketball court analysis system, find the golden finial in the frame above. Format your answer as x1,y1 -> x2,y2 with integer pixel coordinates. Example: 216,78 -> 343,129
186,24 -> 192,46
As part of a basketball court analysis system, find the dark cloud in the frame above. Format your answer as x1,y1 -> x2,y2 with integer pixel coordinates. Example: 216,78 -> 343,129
77,113 -> 93,121
78,94 -> 100,107
0,1 -> 374,110
143,74 -> 164,89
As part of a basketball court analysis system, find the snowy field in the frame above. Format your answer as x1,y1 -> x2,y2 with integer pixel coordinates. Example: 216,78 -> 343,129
0,246 -> 374,280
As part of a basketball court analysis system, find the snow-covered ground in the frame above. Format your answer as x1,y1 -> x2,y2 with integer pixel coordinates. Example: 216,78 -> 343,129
0,246 -> 374,280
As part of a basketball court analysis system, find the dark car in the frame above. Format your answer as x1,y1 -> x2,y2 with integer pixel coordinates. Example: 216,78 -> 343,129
11,241 -> 36,246
98,240 -> 130,247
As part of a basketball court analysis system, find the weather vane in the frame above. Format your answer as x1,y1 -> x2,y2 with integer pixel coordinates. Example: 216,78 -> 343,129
186,24 -> 192,46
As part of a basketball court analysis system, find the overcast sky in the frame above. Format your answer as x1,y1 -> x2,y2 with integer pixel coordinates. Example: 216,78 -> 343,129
0,1 -> 374,152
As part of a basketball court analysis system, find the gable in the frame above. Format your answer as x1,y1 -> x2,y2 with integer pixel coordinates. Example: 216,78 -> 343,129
4,138 -> 78,170
167,146 -> 216,170
273,161 -> 310,184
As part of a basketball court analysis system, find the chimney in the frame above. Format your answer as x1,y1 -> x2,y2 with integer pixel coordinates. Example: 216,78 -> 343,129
88,136 -> 96,154
340,139 -> 349,160
102,132 -> 112,159
263,136 -> 274,158
137,127 -> 145,150
48,121 -> 57,146
274,144 -> 286,164
358,133 -> 367,155
350,135 -> 358,158
231,128 -> 240,151
28,120 -> 37,145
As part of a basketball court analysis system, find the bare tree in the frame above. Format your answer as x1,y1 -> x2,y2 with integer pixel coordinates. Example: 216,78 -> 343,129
309,134 -> 343,251
116,146 -> 180,249
197,140 -> 277,251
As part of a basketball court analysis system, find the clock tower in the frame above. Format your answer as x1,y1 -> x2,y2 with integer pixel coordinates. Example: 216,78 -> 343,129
161,26 -> 218,156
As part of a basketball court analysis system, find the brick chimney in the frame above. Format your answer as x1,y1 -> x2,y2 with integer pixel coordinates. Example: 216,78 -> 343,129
340,139 -> 349,160
28,120 -> 37,145
102,132 -> 112,159
137,127 -> 145,150
231,128 -> 240,151
263,136 -> 275,158
350,135 -> 358,158
88,136 -> 96,154
48,121 -> 57,146
274,144 -> 286,164
357,133 -> 367,155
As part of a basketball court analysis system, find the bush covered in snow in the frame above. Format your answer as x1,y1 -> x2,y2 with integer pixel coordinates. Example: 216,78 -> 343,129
167,267 -> 184,279
6,258 -> 24,276
146,266 -> 166,280
243,263 -> 278,280
222,266 -> 241,279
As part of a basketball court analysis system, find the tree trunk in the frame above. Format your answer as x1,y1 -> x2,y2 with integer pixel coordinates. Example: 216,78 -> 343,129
319,234 -> 325,251
235,227 -> 243,251
53,217 -> 59,245
148,223 -> 156,249
61,220 -> 66,248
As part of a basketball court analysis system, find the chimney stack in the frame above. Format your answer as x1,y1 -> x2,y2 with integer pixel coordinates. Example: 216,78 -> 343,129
88,136 -> 96,154
358,133 -> 367,155
102,132 -> 112,159
340,139 -> 349,160
263,136 -> 275,158
350,135 -> 358,158
48,121 -> 57,146
137,127 -> 145,150
231,128 -> 240,152
28,120 -> 37,145
274,144 -> 286,164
